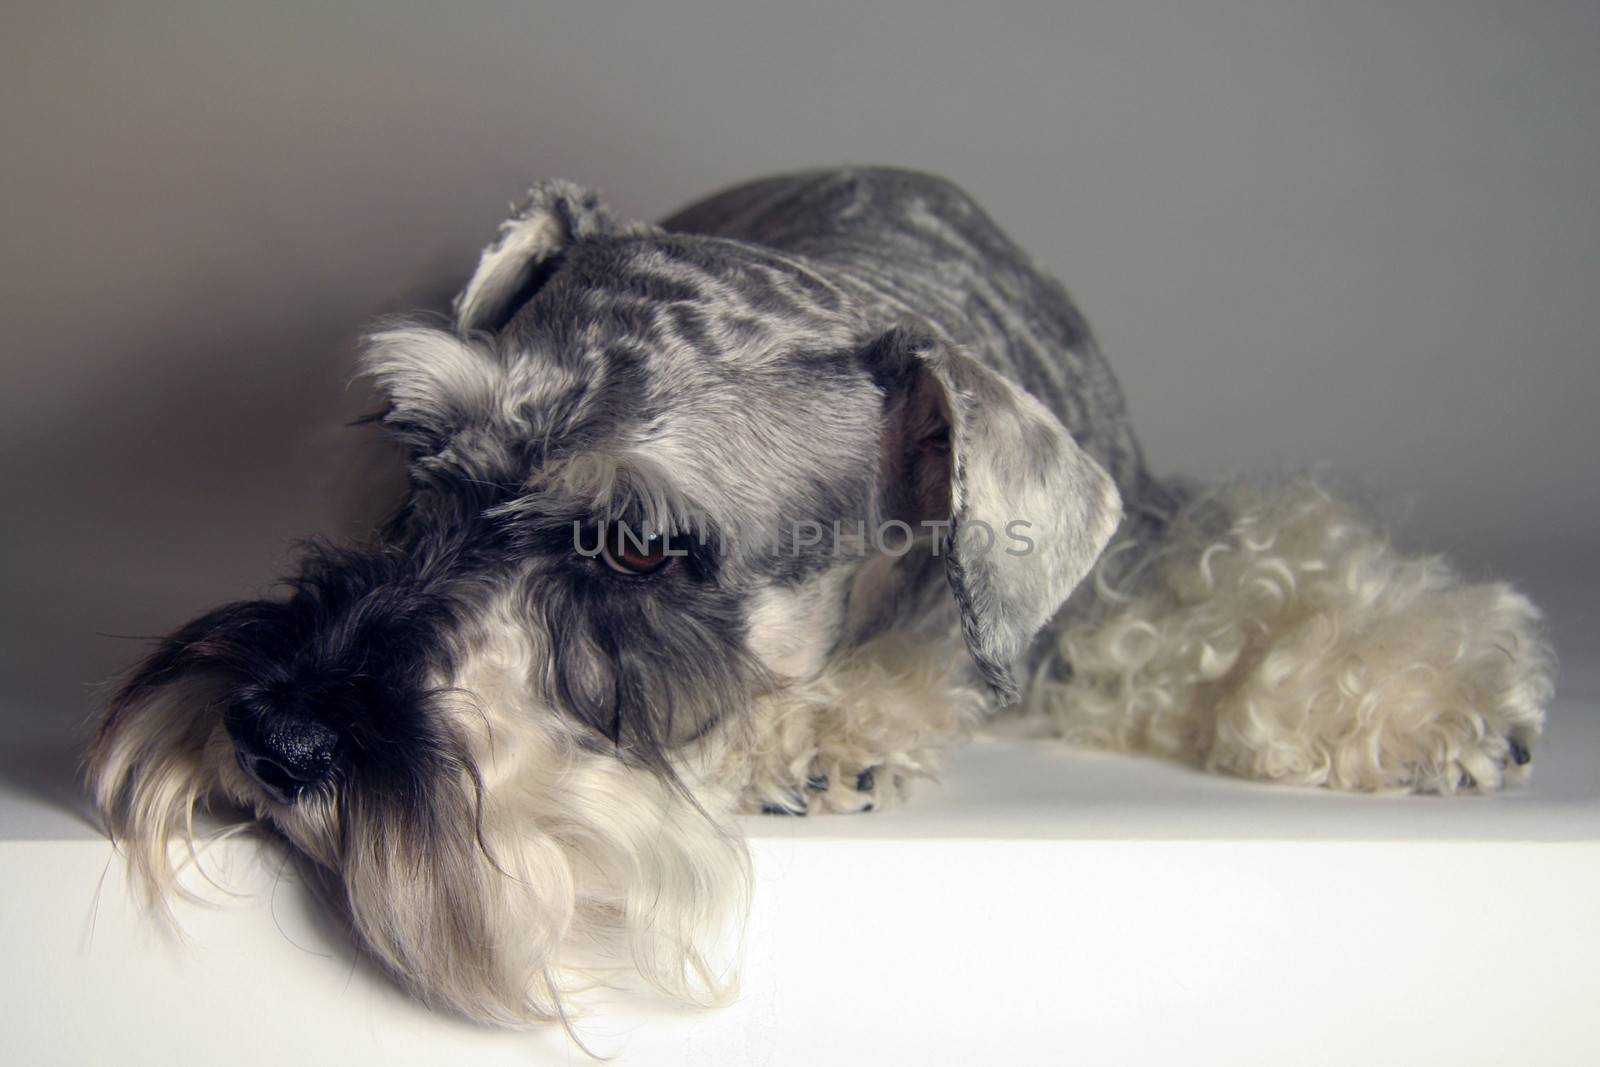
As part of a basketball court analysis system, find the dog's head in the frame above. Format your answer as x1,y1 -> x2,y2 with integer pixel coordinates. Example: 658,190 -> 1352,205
87,181 -> 1121,1024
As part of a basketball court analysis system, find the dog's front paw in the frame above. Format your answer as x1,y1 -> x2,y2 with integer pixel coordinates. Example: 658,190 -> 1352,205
755,764 -> 899,816
809,764 -> 900,814
731,637 -> 983,816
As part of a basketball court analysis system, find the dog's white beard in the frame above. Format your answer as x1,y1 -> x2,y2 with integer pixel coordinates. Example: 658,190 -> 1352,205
1031,478 -> 1555,793
87,603 -> 753,1030
301,601 -> 754,1027
296,751 -> 751,1027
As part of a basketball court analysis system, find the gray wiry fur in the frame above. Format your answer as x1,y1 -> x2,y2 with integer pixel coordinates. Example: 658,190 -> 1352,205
87,167 -> 1553,1033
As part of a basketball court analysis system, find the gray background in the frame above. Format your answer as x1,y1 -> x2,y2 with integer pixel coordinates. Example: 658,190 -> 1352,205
3,2 -> 1596,813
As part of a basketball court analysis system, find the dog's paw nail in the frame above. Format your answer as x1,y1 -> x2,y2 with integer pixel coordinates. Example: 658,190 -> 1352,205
761,790 -> 809,816
806,773 -> 829,791
855,768 -> 876,792
760,802 -> 807,817
1509,739 -> 1532,766
1458,770 -> 1478,791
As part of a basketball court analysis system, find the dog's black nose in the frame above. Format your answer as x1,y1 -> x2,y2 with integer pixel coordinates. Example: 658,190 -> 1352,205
225,708 -> 341,803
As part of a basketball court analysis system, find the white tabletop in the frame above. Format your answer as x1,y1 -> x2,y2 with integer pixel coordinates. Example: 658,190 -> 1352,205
6,663 -> 1599,1066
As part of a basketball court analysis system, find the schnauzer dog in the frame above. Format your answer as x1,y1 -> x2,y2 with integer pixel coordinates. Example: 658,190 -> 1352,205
89,167 -> 1554,1025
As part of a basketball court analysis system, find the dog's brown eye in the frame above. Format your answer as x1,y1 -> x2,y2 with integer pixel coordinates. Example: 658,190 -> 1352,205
599,527 -> 675,575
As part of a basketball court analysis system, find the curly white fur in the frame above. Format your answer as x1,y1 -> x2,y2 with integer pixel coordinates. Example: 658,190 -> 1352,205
1029,480 -> 1555,793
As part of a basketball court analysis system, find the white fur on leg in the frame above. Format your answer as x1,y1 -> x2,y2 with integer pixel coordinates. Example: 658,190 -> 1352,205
1030,480 -> 1555,794
714,632 -> 989,815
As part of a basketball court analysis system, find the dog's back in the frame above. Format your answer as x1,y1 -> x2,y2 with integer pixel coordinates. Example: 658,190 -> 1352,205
663,167 -> 1165,523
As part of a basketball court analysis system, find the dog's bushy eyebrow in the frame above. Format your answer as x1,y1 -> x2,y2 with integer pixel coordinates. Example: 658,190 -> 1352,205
486,449 -> 711,537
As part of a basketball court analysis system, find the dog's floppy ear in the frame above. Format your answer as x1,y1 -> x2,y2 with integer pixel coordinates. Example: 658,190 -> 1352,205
864,329 -> 1123,703
454,180 -> 654,335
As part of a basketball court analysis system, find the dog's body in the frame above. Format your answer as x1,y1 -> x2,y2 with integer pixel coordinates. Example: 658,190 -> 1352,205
89,168 -> 1554,1025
